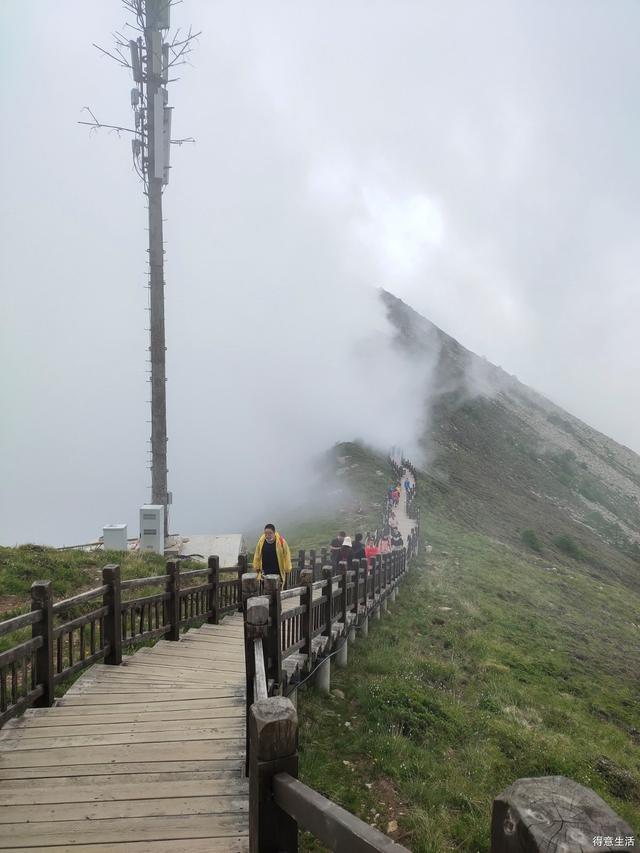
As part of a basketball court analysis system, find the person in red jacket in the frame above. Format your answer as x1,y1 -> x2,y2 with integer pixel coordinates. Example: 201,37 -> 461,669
364,536 -> 379,568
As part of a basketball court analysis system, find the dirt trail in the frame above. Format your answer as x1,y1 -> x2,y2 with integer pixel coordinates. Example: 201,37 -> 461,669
391,466 -> 417,548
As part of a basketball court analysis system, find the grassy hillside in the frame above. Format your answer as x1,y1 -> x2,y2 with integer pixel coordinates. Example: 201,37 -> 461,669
0,547 -> 173,618
293,443 -> 639,852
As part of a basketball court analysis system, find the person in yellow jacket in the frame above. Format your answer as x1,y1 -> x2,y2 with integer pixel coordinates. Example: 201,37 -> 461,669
253,523 -> 292,587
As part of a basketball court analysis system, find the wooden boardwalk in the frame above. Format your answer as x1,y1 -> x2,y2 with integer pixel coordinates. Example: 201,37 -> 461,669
0,613 -> 248,852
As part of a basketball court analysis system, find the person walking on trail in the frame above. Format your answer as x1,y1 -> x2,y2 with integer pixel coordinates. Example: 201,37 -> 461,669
390,527 -> 403,550
330,531 -> 346,569
379,532 -> 392,554
352,533 -> 366,562
365,535 -> 379,569
253,523 -> 292,587
338,536 -> 353,568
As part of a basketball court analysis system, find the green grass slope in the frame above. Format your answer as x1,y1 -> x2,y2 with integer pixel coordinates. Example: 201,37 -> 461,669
294,443 -> 639,852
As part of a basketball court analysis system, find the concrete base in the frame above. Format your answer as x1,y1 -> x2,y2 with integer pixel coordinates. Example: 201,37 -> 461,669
383,598 -> 388,613
361,616 -> 369,638
348,626 -> 356,644
288,688 -> 298,709
315,656 -> 331,695
336,639 -> 348,668
391,587 -> 397,602
375,606 -> 381,621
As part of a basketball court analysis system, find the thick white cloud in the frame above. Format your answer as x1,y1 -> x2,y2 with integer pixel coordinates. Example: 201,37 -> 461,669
1,0 -> 638,544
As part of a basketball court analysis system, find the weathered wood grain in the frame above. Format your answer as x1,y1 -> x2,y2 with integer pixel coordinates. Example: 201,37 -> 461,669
0,613 -> 248,848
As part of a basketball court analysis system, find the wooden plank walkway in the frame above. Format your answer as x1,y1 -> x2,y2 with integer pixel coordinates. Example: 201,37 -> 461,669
0,613 -> 249,852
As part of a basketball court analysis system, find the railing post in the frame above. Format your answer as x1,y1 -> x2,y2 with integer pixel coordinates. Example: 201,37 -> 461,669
382,554 -> 389,612
309,549 -> 316,581
322,566 -> 333,641
249,697 -> 299,853
102,564 -> 122,665
263,574 -> 282,695
166,560 -> 180,641
300,569 -> 314,669
237,554 -> 248,611
207,555 -> 220,625
31,581 -> 54,706
354,559 -> 362,623
242,573 -> 260,774
491,776 -> 634,853
296,550 -> 305,587
340,561 -> 349,633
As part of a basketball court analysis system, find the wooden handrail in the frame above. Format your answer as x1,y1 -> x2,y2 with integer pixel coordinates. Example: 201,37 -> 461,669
0,610 -> 43,638
0,553 -> 242,729
273,772 -> 411,852
52,585 -> 110,614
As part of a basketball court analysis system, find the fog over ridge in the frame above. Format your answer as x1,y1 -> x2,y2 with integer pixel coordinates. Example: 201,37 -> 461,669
1,0 -> 639,545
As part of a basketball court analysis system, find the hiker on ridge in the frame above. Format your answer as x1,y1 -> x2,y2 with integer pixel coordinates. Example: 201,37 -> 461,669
365,535 -> 379,569
352,533 -> 366,562
379,531 -> 392,554
391,527 -> 403,550
330,531 -> 346,569
253,523 -> 292,587
339,536 -> 353,568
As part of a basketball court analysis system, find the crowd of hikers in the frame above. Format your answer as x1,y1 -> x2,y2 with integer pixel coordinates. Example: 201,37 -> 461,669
327,472 -> 411,569
252,469 -> 414,587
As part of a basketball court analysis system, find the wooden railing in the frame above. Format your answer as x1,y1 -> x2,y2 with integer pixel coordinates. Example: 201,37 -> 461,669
245,594 -> 412,852
242,533 -> 417,706
241,485 -> 420,853
0,554 -> 245,728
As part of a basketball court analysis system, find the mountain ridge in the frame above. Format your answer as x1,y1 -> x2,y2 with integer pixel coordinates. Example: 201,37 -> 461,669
381,289 -> 640,592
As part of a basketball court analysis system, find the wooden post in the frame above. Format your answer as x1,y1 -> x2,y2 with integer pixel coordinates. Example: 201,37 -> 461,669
381,554 -> 389,613
249,697 -> 298,853
322,566 -> 333,641
263,574 -> 282,695
102,564 -> 122,665
31,581 -> 54,706
242,572 -> 259,616
491,776 -> 635,853
309,550 -> 316,581
237,554 -> 248,611
207,555 -> 219,625
242,575 -> 261,773
300,569 -> 314,668
340,561 -> 349,634
165,560 -> 180,641
354,558 -> 362,622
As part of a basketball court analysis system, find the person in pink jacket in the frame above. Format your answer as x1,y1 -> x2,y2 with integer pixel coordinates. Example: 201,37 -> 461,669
378,533 -> 392,554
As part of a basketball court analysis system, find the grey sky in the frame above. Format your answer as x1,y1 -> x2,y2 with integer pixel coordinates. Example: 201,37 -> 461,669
1,1 -> 639,545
